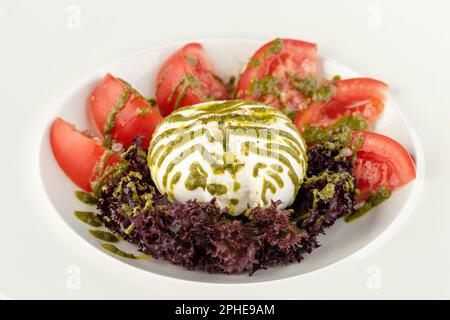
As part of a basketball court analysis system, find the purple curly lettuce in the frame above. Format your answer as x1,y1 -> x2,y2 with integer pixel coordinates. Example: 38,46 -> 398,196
96,137 -> 357,274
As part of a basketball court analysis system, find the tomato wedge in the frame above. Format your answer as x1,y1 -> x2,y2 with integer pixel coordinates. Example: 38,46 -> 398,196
155,43 -> 228,116
50,118 -> 117,192
90,74 -> 163,149
352,131 -> 416,200
295,78 -> 388,131
236,38 -> 317,114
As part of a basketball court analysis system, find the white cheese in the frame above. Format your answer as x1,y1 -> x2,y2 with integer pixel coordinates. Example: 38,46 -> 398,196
148,100 -> 307,215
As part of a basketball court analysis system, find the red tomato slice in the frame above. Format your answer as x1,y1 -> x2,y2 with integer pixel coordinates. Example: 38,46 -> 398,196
294,78 -> 388,131
50,118 -> 117,192
236,38 -> 317,113
352,131 -> 416,200
156,43 -> 228,116
90,74 -> 163,148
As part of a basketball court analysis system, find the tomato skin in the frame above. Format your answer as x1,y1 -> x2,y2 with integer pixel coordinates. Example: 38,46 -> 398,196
352,131 -> 416,200
50,118 -> 116,192
236,38 -> 317,112
156,43 -> 228,116
89,74 -> 163,148
294,78 -> 388,131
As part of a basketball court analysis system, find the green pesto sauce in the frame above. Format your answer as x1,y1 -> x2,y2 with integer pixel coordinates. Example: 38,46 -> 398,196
163,107 -> 284,127
261,178 -> 277,206
161,144 -> 209,189
270,163 -> 284,173
174,82 -> 188,109
136,106 -> 150,117
146,97 -> 157,106
345,187 -> 391,223
124,223 -> 135,235
93,150 -> 113,176
228,125 -> 303,153
233,182 -> 241,192
89,230 -> 119,243
265,38 -> 283,56
291,76 -> 334,103
74,211 -> 102,227
291,76 -> 315,98
185,162 -> 208,191
212,163 -> 244,176
304,171 -> 353,189
312,85 -> 334,102
253,162 -> 267,177
75,191 -> 98,205
154,128 -> 206,167
91,161 -> 130,197
248,76 -> 281,96
331,75 -> 342,82
167,77 -> 185,105
229,198 -> 240,214
287,111 -> 299,121
303,115 -> 368,145
167,73 -> 203,110
184,55 -> 197,66
169,172 -> 182,199
265,142 -> 303,164
317,183 -> 335,202
207,183 -> 228,196
103,87 -> 130,149
267,171 -> 284,188
305,171 -> 355,210
101,244 -> 137,259
244,141 -> 301,191
249,57 -> 261,67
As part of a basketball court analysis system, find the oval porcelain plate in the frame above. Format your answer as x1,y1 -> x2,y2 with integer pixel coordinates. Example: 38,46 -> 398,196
39,39 -> 425,283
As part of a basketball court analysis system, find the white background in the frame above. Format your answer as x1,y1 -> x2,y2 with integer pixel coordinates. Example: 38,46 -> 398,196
0,0 -> 449,299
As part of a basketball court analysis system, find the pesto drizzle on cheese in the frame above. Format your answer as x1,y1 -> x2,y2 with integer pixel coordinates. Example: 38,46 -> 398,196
148,100 -> 307,215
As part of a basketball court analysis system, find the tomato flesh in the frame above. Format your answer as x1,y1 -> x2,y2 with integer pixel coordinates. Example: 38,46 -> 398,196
352,131 -> 416,200
90,74 -> 163,148
50,118 -> 116,192
156,43 -> 228,116
236,38 -> 317,113
295,78 -> 388,131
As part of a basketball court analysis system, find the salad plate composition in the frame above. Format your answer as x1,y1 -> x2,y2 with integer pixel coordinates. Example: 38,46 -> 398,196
40,38 -> 423,283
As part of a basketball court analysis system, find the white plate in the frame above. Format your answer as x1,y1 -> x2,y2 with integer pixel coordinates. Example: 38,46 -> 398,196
39,39 -> 425,284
